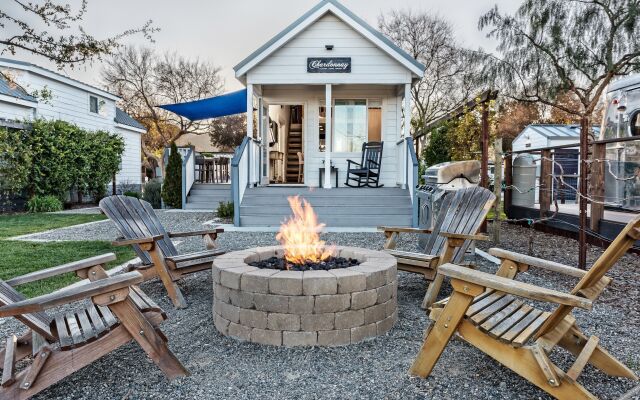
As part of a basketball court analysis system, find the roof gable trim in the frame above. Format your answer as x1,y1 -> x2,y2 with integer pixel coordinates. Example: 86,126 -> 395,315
234,1 -> 425,79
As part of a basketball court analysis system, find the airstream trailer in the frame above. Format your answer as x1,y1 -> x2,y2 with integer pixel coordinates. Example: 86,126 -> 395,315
600,75 -> 640,211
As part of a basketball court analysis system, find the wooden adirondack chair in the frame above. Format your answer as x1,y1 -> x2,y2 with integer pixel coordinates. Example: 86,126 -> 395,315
379,186 -> 496,308
0,253 -> 188,399
99,195 -> 225,309
410,214 -> 640,400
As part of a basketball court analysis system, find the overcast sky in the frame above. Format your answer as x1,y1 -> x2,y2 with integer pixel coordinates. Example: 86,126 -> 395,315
7,0 -> 518,92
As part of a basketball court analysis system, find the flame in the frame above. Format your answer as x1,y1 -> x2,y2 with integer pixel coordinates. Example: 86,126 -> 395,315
276,196 -> 335,266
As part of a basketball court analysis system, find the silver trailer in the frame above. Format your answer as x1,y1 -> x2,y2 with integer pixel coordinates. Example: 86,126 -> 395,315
600,75 -> 640,211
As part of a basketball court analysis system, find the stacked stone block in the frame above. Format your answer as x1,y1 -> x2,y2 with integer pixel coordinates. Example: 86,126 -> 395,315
212,246 -> 397,347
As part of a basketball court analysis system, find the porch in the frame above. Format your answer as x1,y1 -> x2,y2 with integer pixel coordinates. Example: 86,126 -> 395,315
238,186 -> 412,227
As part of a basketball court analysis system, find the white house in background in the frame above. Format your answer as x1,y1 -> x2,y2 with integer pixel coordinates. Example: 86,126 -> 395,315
0,57 -> 144,190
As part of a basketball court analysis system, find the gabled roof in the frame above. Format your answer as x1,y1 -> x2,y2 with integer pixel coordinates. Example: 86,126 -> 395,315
0,72 -> 37,102
234,0 -> 426,79
0,57 -> 119,100
115,108 -> 145,131
513,124 -> 601,146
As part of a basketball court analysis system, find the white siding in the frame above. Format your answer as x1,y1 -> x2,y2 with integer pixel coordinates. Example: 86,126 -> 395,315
0,65 -> 143,188
263,84 -> 401,187
511,127 -> 549,152
114,126 -> 142,186
0,99 -> 34,121
247,14 -> 412,85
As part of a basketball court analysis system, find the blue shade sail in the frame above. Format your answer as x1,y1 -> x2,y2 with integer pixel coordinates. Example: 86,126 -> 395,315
158,89 -> 247,121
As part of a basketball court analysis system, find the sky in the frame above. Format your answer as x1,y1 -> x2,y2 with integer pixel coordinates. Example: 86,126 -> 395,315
6,0 -> 518,92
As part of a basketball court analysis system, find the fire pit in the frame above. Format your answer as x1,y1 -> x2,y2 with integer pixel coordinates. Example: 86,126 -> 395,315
212,197 -> 397,347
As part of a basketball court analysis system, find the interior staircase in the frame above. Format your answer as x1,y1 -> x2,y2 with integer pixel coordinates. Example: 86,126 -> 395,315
185,184 -> 231,210
285,105 -> 303,183
239,187 -> 413,227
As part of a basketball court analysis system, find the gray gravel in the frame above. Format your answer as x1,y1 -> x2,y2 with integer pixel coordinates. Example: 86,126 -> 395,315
1,220 -> 638,399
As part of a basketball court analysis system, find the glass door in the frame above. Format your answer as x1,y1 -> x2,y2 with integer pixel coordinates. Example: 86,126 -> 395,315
260,99 -> 270,185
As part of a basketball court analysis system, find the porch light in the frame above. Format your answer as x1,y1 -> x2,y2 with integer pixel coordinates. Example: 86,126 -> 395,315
325,44 -> 334,50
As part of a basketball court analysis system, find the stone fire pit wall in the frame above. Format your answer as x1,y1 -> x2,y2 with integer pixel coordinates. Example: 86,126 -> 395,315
212,246 -> 398,347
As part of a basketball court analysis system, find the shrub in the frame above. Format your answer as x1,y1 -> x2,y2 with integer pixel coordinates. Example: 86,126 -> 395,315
216,201 -> 234,219
162,143 -> 183,208
142,179 -> 162,209
27,195 -> 63,213
123,191 -> 140,199
0,120 -> 124,202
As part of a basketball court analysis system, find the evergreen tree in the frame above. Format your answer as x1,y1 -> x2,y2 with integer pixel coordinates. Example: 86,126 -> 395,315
162,143 -> 182,209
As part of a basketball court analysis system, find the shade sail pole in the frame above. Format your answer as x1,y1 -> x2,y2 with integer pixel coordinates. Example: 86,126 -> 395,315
325,84 -> 332,189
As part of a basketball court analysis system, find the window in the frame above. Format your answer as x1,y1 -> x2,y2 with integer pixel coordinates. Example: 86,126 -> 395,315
318,99 -> 383,152
89,96 -> 99,114
334,99 -> 367,152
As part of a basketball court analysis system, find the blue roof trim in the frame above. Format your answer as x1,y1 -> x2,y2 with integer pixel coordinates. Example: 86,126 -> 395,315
233,0 -> 425,75
114,108 -> 145,130
0,73 -> 37,102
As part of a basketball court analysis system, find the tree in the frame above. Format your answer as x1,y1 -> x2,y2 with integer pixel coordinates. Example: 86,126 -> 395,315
209,114 -> 246,152
479,0 -> 640,267
378,10 -> 481,131
161,143 -> 182,209
421,123 -> 452,167
0,0 -> 155,68
496,100 -> 542,150
102,46 -> 224,172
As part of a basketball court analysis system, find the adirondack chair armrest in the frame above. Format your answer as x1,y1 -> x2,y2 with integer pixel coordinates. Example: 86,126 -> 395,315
438,263 -> 593,310
488,248 -> 587,278
440,232 -> 490,242
0,272 -> 144,317
5,253 -> 117,287
168,228 -> 224,238
112,234 -> 165,247
377,226 -> 433,234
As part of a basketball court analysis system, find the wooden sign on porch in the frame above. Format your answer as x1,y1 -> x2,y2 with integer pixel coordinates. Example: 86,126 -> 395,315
307,57 -> 351,73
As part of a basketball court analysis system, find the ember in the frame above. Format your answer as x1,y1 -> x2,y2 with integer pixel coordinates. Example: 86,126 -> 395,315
249,256 -> 359,271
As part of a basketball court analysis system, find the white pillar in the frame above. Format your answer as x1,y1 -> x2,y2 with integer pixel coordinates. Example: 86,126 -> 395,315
324,84 -> 332,189
246,84 -> 254,137
403,83 -> 411,188
404,83 -> 411,139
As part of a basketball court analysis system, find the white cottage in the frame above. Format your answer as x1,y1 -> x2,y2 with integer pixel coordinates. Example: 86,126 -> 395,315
163,0 -> 425,227
0,58 -> 144,190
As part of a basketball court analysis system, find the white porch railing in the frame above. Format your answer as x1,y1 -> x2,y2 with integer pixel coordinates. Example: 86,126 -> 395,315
397,137 -> 419,227
231,137 -> 251,226
181,148 -> 195,209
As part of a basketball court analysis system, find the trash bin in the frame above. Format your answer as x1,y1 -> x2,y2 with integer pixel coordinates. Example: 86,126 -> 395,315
512,154 -> 537,207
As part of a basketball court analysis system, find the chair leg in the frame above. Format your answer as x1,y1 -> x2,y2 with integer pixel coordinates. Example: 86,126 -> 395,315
109,298 -> 189,380
558,325 -> 638,380
409,291 -> 475,377
422,274 -> 445,309
144,244 -> 187,309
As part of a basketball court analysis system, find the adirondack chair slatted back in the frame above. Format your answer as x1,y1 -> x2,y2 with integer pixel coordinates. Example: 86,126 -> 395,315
99,196 -> 179,265
536,214 -> 640,339
423,187 -> 496,263
361,142 -> 383,170
0,281 -> 55,340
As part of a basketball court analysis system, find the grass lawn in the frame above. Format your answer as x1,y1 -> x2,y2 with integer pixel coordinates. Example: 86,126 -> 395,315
0,241 -> 135,298
0,213 -> 106,239
0,212 -> 134,297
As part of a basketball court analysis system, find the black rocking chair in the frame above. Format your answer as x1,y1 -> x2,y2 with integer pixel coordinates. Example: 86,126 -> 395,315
345,141 -> 384,188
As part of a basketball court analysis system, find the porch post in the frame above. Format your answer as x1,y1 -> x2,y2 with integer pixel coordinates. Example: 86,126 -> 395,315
324,84 -> 332,189
404,83 -> 411,139
246,84 -> 254,138
403,83 -> 412,188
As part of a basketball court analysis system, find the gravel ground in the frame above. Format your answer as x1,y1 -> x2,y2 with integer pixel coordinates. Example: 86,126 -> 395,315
2,219 -> 638,399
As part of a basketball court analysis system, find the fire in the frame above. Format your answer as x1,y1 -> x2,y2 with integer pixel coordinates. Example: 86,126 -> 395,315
276,196 -> 335,266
